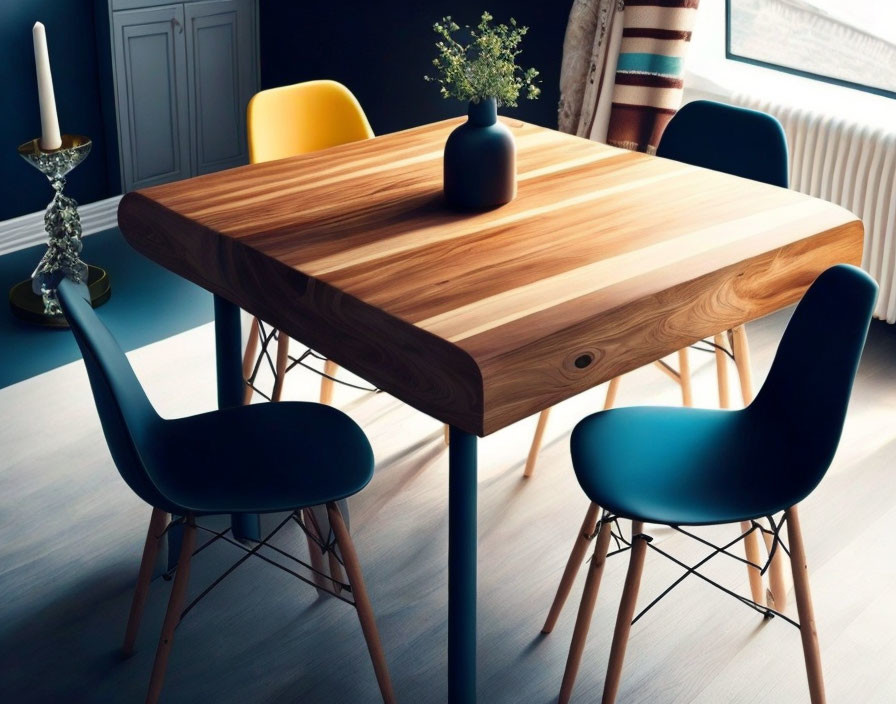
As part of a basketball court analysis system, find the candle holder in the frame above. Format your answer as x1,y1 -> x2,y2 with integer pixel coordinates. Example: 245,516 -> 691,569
10,134 -> 111,326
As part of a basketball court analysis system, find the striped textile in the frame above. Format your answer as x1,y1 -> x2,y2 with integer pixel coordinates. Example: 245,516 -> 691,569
558,0 -> 626,139
606,0 -> 699,153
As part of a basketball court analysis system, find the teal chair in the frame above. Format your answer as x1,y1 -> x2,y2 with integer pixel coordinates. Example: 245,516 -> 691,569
542,265 -> 876,703
56,279 -> 395,704
528,100 -> 792,611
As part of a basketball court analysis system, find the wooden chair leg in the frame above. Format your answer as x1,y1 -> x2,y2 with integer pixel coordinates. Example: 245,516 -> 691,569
302,508 -> 330,593
444,424 -> 450,446
242,317 -> 260,405
762,517 -> 789,611
523,408 -> 551,478
270,331 -> 290,402
558,518 -> 615,704
604,376 -> 621,410
543,502 -> 601,634
727,327 -> 774,606
327,502 -> 396,704
786,506 -> 826,704
740,520 -> 766,607
601,522 -> 648,704
677,348 -> 693,407
713,333 -> 730,409
320,359 -> 338,405
730,325 -> 754,405
146,516 -> 197,704
123,507 -> 169,656
328,549 -> 346,596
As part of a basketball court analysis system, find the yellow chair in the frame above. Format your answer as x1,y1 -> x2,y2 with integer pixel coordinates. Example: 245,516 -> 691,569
242,80 -> 374,405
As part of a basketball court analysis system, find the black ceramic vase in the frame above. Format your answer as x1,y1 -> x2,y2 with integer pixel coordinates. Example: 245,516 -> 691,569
443,97 -> 516,210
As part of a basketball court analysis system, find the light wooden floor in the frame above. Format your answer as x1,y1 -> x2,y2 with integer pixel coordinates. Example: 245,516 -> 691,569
2,308 -> 895,703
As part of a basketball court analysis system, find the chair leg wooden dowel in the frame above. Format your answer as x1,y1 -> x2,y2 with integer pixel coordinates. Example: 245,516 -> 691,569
740,520 -> 766,608
123,507 -> 169,656
328,549 -> 346,596
601,522 -> 648,704
604,377 -> 621,410
320,359 -> 338,405
730,325 -> 754,405
786,506 -> 826,704
558,518 -> 615,704
242,317 -> 260,405
327,503 -> 396,704
524,408 -> 551,478
270,332 -> 290,403
728,325 -> 771,606
714,333 -> 730,409
543,502 -> 601,634
302,508 -> 330,593
762,517 -> 789,611
725,325 -> 767,605
677,348 -> 693,407
146,516 -> 196,704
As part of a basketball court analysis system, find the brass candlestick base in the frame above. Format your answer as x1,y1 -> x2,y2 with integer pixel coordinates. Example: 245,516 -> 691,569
10,134 -> 111,326
9,265 -> 110,327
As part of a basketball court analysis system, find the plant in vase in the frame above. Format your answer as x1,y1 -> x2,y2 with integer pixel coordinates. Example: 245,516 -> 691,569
425,11 -> 540,210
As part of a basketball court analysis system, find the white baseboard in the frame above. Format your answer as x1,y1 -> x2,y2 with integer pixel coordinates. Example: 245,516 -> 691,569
0,195 -> 122,257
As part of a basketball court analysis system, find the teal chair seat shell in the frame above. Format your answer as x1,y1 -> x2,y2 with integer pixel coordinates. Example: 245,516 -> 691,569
56,278 -> 373,518
573,407 -> 785,526
571,264 -> 877,526
158,402 -> 373,514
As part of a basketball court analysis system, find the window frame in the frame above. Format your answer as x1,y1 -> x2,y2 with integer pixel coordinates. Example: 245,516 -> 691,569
725,0 -> 896,101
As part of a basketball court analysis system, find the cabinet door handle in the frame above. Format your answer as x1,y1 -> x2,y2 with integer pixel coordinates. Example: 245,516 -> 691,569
172,17 -> 183,34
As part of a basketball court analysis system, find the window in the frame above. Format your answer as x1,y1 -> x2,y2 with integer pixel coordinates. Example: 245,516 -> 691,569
726,0 -> 896,100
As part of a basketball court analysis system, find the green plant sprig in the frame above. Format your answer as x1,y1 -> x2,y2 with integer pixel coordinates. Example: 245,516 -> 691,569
424,11 -> 540,107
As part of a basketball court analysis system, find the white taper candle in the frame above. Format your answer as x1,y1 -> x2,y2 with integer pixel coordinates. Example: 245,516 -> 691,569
32,22 -> 62,151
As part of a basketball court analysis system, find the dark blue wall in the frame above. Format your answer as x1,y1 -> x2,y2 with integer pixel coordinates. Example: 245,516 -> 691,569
0,0 -> 114,222
259,1 -> 566,134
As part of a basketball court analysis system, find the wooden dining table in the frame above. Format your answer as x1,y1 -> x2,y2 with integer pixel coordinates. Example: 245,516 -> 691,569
117,116 -> 862,703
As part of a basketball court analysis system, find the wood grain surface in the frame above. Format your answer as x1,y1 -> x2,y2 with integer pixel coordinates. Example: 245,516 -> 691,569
118,117 -> 863,435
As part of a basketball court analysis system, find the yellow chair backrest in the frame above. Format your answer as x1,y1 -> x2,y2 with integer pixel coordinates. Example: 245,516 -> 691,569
247,80 -> 374,164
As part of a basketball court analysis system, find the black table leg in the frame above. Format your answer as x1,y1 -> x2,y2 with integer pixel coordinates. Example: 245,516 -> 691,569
215,294 -> 260,542
449,426 -> 477,703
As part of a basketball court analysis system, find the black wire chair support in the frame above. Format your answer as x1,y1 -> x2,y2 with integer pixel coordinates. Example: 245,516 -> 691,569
244,320 -> 379,399
243,320 -> 280,402
688,336 -> 737,361
156,511 -> 356,631
292,509 -> 336,558
590,512 -> 799,630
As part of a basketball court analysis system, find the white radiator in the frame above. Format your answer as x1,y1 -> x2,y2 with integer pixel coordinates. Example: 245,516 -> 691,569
731,93 -> 896,322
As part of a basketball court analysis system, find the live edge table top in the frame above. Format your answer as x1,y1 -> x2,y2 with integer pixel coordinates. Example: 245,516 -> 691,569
118,117 -> 863,436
